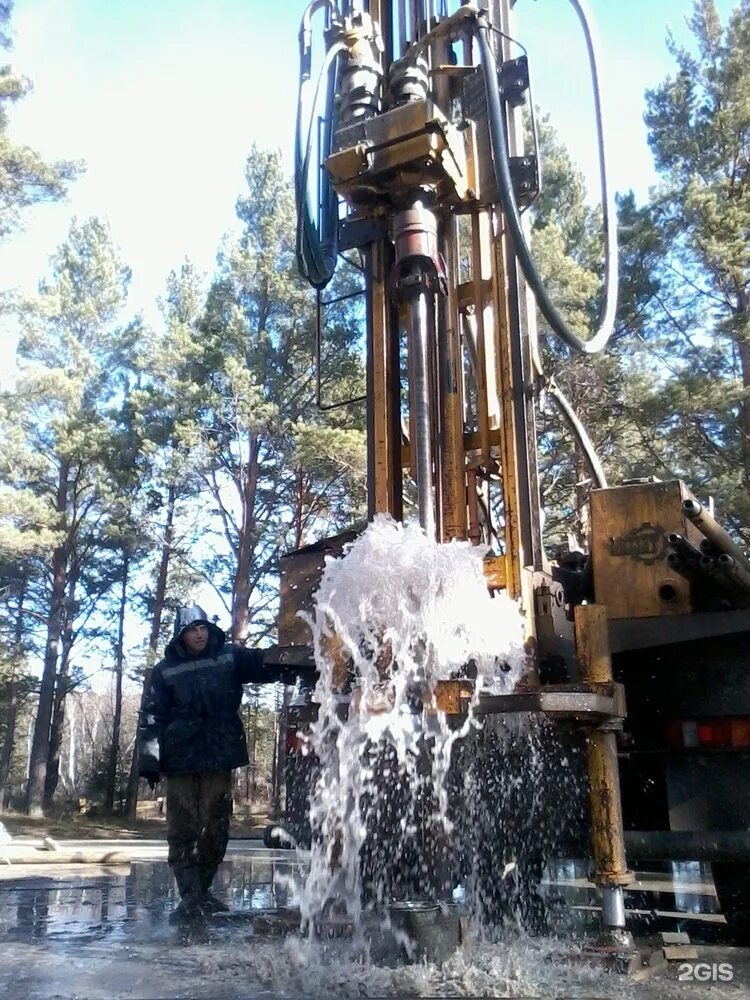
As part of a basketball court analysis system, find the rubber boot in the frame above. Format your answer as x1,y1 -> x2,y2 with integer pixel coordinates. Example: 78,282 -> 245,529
170,864 -> 204,924
199,864 -> 229,914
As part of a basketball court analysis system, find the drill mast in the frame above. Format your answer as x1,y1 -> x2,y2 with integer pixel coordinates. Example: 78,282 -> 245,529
293,0 -> 631,943
296,0 -> 616,613
299,0 -> 541,606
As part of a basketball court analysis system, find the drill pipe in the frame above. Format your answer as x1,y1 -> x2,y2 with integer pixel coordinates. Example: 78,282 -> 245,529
667,533 -> 703,564
683,499 -> 750,576
666,551 -> 695,573
407,290 -> 437,539
695,554 -> 750,605
665,551 -> 738,603
700,537 -> 721,557
717,553 -> 750,595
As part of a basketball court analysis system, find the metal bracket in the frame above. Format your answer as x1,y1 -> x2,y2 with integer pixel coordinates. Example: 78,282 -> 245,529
473,682 -> 627,724
282,679 -> 626,727
534,573 -> 576,670
509,155 -> 539,208
339,217 -> 388,251
266,644 -> 316,668
499,55 -> 529,107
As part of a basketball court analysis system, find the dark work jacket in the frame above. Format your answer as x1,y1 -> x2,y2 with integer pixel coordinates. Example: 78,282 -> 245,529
138,624 -> 273,777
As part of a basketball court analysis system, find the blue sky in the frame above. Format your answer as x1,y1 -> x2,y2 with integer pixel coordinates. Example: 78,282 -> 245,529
0,0 -> 738,669
0,0 -> 737,379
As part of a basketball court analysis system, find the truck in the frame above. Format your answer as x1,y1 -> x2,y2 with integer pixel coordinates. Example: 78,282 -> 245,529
269,0 -> 750,947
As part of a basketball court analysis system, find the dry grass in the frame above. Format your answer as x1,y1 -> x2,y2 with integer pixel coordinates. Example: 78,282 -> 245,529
1,810 -> 167,840
1,807 -> 270,841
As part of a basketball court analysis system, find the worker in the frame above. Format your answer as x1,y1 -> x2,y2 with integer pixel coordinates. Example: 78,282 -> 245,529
138,604 -> 307,923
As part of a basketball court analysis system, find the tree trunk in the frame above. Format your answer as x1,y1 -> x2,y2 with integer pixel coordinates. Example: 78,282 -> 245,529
43,632 -> 72,808
737,302 -> 750,507
68,698 -> 76,789
44,569 -> 77,809
26,462 -> 69,816
0,675 -> 18,812
26,721 -> 32,779
125,487 -> 175,818
106,552 -> 129,812
0,579 -> 27,810
293,468 -> 304,550
574,446 -> 591,551
248,690 -> 260,804
232,436 -> 261,643
91,712 -> 99,779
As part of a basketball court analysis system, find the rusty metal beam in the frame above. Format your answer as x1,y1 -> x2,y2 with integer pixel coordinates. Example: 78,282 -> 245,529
575,604 -> 633,914
492,234 -> 523,600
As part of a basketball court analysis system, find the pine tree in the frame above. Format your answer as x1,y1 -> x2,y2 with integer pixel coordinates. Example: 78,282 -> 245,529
0,2 -> 80,239
640,0 -> 750,535
12,216 -> 133,815
529,118 -> 658,549
122,261 -> 212,815
194,146 -> 366,643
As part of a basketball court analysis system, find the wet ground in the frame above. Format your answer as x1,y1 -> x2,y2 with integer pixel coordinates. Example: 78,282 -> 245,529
1,842 -> 749,999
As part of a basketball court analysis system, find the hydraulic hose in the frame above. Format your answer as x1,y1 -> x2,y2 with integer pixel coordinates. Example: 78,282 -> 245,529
299,0 -> 338,77
546,379 -> 608,488
476,4 -> 618,355
295,3 -> 343,289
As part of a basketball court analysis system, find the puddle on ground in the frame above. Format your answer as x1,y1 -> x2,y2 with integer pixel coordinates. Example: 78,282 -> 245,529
0,851 -> 746,999
0,854 -> 301,945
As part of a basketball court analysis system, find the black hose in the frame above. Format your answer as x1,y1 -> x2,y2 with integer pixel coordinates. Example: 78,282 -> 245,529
546,379 -> 608,488
476,15 -> 618,355
295,11 -> 342,289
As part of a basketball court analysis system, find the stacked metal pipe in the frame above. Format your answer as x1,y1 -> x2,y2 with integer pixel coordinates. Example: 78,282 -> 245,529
666,501 -> 750,605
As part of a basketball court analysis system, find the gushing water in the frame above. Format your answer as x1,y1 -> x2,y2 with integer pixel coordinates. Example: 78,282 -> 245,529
294,515 -> 527,940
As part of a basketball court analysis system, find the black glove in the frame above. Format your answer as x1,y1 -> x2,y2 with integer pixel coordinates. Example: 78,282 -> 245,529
141,771 -> 159,790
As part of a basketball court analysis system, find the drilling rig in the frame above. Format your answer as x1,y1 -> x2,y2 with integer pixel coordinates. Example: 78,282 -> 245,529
274,0 -> 750,948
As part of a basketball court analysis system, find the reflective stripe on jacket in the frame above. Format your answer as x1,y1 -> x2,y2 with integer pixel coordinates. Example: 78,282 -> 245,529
138,623 -> 273,777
